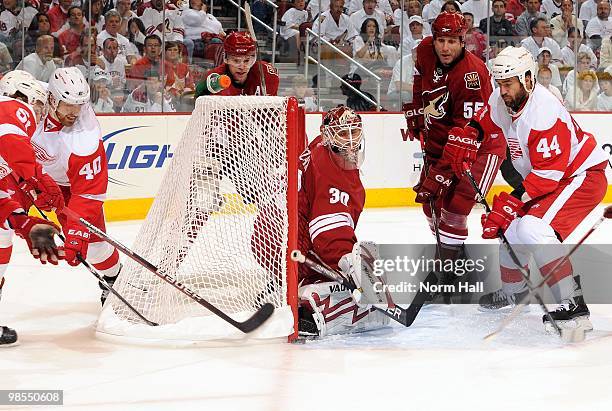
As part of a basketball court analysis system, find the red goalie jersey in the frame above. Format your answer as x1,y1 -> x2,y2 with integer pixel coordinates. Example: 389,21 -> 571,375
297,135 -> 365,283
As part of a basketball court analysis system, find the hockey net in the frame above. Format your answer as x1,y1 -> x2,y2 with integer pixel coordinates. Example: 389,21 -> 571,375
96,96 -> 300,345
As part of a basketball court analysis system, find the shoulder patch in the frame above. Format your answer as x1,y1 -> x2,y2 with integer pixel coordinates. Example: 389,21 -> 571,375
464,72 -> 481,90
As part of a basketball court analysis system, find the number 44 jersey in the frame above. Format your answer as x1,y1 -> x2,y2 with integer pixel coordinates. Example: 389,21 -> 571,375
31,104 -> 108,222
477,83 -> 608,200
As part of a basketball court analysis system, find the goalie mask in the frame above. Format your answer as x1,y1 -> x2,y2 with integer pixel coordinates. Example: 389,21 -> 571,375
321,106 -> 364,170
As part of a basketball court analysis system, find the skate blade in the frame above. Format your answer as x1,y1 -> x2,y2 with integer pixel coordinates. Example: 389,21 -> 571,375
477,304 -> 531,314
0,341 -> 19,348
544,316 -> 593,334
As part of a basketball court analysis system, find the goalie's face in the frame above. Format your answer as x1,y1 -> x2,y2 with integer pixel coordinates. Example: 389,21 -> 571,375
321,110 -> 364,170
225,54 -> 256,84
54,101 -> 83,127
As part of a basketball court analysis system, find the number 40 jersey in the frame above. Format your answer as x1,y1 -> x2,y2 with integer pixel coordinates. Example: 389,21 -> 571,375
31,104 -> 108,223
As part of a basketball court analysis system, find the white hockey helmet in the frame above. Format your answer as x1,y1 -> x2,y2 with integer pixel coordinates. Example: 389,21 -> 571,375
491,46 -> 538,93
0,70 -> 47,106
48,67 -> 90,107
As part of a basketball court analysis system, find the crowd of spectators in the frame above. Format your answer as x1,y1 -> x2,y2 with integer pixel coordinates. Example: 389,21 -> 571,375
0,0 -> 611,111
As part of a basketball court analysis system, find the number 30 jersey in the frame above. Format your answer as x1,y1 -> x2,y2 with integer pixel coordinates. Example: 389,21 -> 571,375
477,83 -> 608,200
298,136 -> 365,272
31,104 -> 108,221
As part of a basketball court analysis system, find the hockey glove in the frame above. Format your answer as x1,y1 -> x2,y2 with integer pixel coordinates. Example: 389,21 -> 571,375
481,192 -> 524,239
443,126 -> 481,178
63,226 -> 91,266
402,102 -> 424,142
8,213 -> 63,264
19,169 -> 64,212
415,165 -> 454,204
338,241 -> 388,306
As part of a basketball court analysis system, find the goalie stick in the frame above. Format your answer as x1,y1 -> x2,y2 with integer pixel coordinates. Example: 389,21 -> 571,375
483,205 -> 612,340
462,166 -> 564,338
13,176 -> 159,327
291,250 -> 437,327
244,2 -> 268,96
62,207 -> 274,334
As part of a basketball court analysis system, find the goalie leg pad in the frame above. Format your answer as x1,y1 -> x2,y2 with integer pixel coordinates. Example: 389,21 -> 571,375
298,281 -> 390,337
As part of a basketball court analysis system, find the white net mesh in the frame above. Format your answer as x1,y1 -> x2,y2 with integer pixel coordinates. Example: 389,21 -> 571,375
96,96 -> 296,344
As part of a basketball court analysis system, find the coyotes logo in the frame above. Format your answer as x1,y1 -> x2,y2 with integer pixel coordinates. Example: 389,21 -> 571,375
422,86 -> 449,127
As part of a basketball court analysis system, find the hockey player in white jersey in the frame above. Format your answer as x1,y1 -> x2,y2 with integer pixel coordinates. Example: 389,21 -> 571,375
31,67 -> 123,305
445,46 -> 608,332
0,70 -> 65,347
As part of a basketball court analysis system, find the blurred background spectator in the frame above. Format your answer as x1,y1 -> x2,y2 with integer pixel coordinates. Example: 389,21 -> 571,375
16,34 -> 56,81
564,70 -> 598,110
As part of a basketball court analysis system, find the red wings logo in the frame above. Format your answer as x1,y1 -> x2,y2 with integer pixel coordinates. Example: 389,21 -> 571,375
422,87 -> 449,127
31,142 -> 54,162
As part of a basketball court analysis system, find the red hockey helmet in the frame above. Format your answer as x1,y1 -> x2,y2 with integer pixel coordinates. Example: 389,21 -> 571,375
223,31 -> 257,56
432,12 -> 468,39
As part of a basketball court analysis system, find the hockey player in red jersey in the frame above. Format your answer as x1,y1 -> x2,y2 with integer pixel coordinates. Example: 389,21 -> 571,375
31,67 -> 122,305
0,70 -> 65,347
295,106 -> 389,337
194,31 -> 279,97
402,12 -> 506,295
450,46 -> 608,332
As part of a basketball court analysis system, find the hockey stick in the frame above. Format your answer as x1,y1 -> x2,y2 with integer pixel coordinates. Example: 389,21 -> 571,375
462,167 -> 564,338
12,175 -> 158,326
291,250 -> 437,327
62,207 -> 274,334
21,202 -> 160,326
244,2 -> 268,96
484,205 -> 612,340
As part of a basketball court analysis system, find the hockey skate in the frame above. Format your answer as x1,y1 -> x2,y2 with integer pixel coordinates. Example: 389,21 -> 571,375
99,264 -> 122,306
0,326 -> 17,347
478,288 -> 529,312
543,295 -> 593,334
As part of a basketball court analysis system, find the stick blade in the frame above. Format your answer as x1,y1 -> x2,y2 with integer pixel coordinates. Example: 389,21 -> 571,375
236,303 -> 275,333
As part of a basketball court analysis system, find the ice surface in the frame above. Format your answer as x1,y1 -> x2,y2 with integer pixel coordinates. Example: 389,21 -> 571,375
1,206 -> 611,410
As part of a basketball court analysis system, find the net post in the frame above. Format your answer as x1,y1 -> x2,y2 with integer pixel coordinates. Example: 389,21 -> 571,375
286,97 -> 301,342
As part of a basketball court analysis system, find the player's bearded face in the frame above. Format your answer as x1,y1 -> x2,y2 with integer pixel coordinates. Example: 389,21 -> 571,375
497,77 -> 528,112
433,36 -> 463,66
226,54 -> 256,83
55,101 -> 83,127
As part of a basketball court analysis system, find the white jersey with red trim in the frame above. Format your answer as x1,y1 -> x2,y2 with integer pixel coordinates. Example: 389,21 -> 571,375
481,83 -> 608,200
0,96 -> 39,182
141,7 -> 185,42
31,104 -> 108,222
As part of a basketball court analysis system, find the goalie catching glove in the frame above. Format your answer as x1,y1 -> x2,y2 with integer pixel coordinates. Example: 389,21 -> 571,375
338,241 -> 388,305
